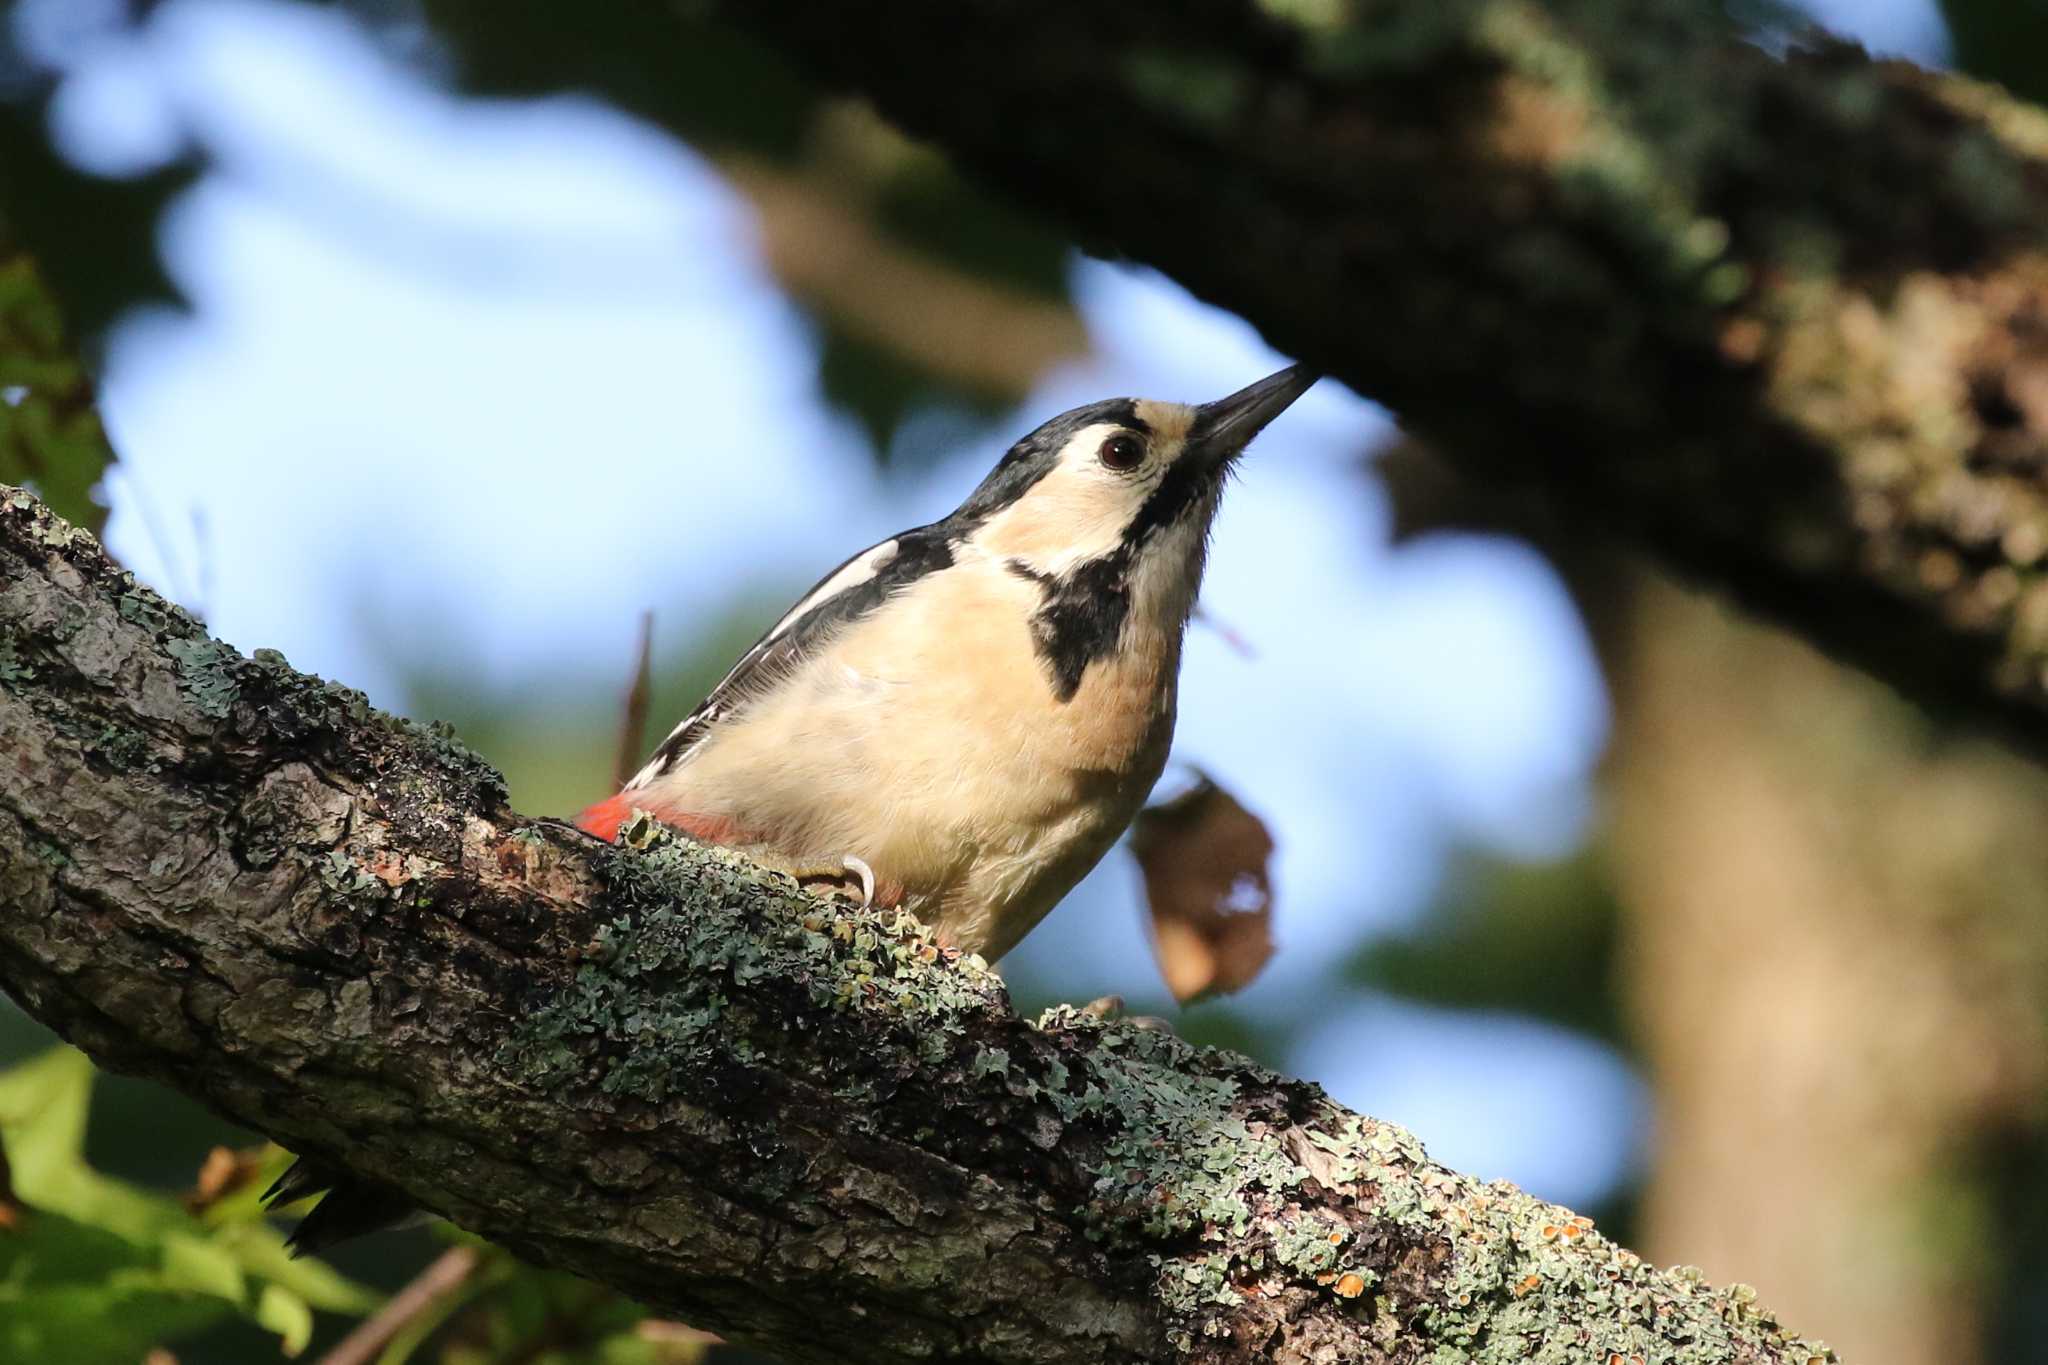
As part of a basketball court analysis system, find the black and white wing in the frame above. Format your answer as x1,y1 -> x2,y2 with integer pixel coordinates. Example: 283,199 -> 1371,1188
624,525 -> 955,788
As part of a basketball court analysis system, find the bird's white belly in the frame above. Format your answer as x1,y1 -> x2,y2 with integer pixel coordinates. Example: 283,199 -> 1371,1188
637,566 -> 1178,958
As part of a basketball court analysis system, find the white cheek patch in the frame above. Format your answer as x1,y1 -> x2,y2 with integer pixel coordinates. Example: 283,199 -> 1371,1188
971,427 -> 1177,575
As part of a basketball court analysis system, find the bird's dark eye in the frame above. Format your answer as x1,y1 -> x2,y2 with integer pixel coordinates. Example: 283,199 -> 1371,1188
1099,433 -> 1144,471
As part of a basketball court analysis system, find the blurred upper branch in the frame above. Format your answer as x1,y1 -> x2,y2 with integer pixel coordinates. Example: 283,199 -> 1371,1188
423,0 -> 2048,742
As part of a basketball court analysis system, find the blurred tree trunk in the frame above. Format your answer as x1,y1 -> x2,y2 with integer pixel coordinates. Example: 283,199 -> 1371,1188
1607,575 -> 2048,1365
1384,425 -> 2048,1361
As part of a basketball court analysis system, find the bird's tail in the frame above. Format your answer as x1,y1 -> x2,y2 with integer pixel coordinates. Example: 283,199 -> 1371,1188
575,796 -> 752,847
576,792 -> 635,841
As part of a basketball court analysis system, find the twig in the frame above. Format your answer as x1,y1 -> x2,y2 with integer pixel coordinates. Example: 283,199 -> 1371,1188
189,505 -> 214,625
108,463 -> 198,615
1191,603 -> 1256,660
317,1245 -> 481,1365
613,610 -> 655,790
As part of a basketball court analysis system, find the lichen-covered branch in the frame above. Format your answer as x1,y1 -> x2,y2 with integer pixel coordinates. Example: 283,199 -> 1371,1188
0,483 -> 1825,1363
638,0 -> 2048,744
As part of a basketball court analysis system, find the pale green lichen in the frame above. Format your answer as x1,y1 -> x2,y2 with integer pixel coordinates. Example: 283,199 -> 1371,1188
1056,1023 -> 1308,1245
313,848 -> 382,899
109,560 -> 503,802
1270,1218 -> 1348,1277
115,591 -> 179,637
497,829 -> 1831,1363
1354,1146 -> 1836,1365
0,631 -> 31,684
499,824 -> 1007,1105
1022,1015 -> 1831,1360
87,723 -> 150,770
166,635 -> 242,719
1156,1252 -> 1245,1318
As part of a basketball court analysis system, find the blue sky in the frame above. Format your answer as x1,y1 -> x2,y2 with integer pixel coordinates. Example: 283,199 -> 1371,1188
8,0 -> 1948,1209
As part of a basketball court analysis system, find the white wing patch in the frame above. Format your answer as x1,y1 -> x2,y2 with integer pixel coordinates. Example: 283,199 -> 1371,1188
626,537 -> 901,788
768,539 -> 900,645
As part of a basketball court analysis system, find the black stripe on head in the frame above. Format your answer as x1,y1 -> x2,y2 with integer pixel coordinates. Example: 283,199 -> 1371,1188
948,398 -> 1150,527
1009,552 -> 1133,702
1122,442 -> 1220,550
981,399 -> 1218,703
1005,409 -> 1228,702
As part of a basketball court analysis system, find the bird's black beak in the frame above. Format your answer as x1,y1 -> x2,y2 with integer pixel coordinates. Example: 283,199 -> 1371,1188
1190,365 -> 1319,470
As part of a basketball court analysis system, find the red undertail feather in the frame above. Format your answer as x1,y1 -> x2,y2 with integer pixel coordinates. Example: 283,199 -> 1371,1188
576,793 -> 637,842
576,793 -> 751,847
579,797 -> 904,907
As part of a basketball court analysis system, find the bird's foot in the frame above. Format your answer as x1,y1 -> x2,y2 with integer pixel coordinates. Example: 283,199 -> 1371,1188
839,854 -> 876,907
795,854 -> 895,910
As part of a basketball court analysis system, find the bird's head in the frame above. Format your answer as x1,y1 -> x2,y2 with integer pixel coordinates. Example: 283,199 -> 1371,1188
952,365 -> 1317,584
940,365 -> 1317,699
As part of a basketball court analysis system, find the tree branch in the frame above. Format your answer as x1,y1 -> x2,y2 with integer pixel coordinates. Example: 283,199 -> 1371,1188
643,0 -> 2048,744
0,482 -> 1825,1362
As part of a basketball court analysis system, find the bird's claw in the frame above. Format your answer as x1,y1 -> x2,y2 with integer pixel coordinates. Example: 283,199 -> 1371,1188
839,854 -> 877,909
794,854 -> 878,908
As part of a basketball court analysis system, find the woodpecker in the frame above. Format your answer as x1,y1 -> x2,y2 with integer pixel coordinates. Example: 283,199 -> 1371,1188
578,365 -> 1319,962
268,368 -> 1316,1256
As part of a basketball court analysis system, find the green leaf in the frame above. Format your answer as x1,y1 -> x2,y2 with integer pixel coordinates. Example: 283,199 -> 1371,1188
256,1281 -> 317,1357
158,1230 -> 248,1302
0,1046 -> 91,1189
0,1049 -> 221,1246
214,1220 -> 383,1315
0,247 -> 115,534
0,1208 -> 234,1364
590,1327 -> 664,1365
0,1047 -> 382,1356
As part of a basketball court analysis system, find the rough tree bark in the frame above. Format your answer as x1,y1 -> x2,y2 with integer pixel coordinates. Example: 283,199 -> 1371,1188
599,0 -> 2048,745
0,484 -> 1829,1363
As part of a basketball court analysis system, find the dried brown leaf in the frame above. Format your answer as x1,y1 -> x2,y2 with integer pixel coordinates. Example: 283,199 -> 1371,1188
1130,773 -> 1276,1004
182,1144 -> 268,1213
